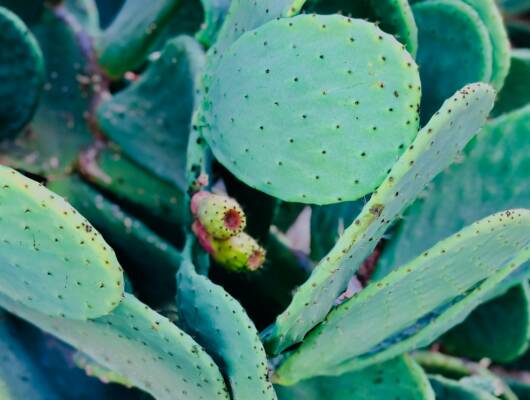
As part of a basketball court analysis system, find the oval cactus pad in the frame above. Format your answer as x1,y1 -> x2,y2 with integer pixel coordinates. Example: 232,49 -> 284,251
0,166 -> 124,319
202,14 -> 421,204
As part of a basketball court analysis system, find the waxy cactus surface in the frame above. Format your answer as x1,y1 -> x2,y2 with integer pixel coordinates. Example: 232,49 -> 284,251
0,0 -> 529,399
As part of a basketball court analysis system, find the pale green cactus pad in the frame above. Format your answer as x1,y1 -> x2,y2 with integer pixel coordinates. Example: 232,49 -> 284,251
0,293 -> 230,400
275,355 -> 434,400
177,244 -> 277,400
413,0 -> 492,123
97,0 -> 181,77
0,6 -> 44,139
98,35 -> 205,190
0,166 -> 124,319
274,209 -> 530,384
264,83 -> 495,355
202,14 -> 421,204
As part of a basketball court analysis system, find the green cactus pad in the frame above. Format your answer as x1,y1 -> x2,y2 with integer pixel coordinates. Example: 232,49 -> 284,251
274,209 -> 530,384
0,312 -> 60,399
442,283 -> 530,363
202,14 -> 421,204
96,0 -> 181,77
73,352 -> 133,387
97,35 -> 204,190
459,0 -> 511,91
0,293 -> 230,400
429,376 -> 499,400
275,355 -> 434,399
0,7 -> 95,175
48,176 -> 182,307
0,7 -> 44,139
0,166 -> 124,319
264,83 -> 495,355
177,244 -> 277,400
493,50 -> 530,116
78,144 -> 185,231
304,0 -> 418,57
207,0 -> 305,70
375,105 -> 530,280
413,0 -> 492,123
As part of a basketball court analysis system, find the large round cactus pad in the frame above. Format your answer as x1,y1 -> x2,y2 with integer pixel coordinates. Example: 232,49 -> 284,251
0,166 -> 124,319
0,6 -> 43,139
202,14 -> 421,204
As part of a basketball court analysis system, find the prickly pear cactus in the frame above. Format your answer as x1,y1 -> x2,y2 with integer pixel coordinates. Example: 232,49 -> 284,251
0,0 -> 529,399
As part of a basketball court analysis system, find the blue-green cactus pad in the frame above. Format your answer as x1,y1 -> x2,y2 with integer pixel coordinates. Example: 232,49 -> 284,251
275,355 -> 434,399
196,0 -> 231,46
459,0 -> 511,91
0,166 -> 124,319
177,246 -> 277,400
429,376 -> 499,400
0,7 -> 95,175
264,83 -> 495,355
442,283 -> 530,363
0,293 -> 230,400
97,0 -> 181,77
275,209 -> 530,384
493,49 -> 530,116
0,7 -> 44,139
202,14 -> 421,204
413,0 -> 492,123
97,35 -> 205,190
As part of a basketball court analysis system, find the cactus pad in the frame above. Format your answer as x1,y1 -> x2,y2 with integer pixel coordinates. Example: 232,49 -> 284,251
0,7 -> 44,139
202,14 -> 421,204
275,355 -> 434,399
0,293 -> 230,400
264,83 -> 495,355
493,49 -> 530,116
274,210 -> 530,384
413,0 -> 492,123
177,245 -> 277,399
196,0 -> 231,46
375,105 -> 530,280
97,35 -> 205,190
429,375 -> 498,400
96,0 -> 181,77
0,166 -> 124,319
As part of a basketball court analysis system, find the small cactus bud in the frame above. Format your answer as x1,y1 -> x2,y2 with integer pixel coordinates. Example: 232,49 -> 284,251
211,232 -> 266,272
191,191 -> 246,240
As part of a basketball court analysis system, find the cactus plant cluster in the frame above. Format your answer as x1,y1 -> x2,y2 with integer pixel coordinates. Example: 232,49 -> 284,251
0,0 -> 529,399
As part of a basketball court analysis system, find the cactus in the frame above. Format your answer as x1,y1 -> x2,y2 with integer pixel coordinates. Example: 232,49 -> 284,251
1,0 -> 530,398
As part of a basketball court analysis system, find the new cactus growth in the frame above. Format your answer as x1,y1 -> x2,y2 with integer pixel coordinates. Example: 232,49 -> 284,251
0,0 -> 529,399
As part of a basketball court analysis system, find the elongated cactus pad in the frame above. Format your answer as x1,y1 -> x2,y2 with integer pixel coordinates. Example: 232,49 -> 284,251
264,83 -> 495,355
0,6 -> 95,175
459,0 -> 511,91
203,14 -> 421,204
275,355 -> 434,399
78,144 -> 185,230
493,49 -> 530,116
97,0 -> 181,77
413,0 -> 492,123
375,105 -> 530,280
48,176 -> 182,307
0,6 -> 44,139
274,209 -> 530,384
0,293 -> 230,400
98,35 -> 205,190
0,166 -> 124,319
442,283 -> 530,363
177,244 -> 277,399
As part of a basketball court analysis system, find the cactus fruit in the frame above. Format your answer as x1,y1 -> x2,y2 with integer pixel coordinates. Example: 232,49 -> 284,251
1,1 -> 530,398
191,191 -> 247,239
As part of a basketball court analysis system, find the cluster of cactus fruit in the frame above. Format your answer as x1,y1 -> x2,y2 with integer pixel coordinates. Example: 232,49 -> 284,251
0,0 -> 529,398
